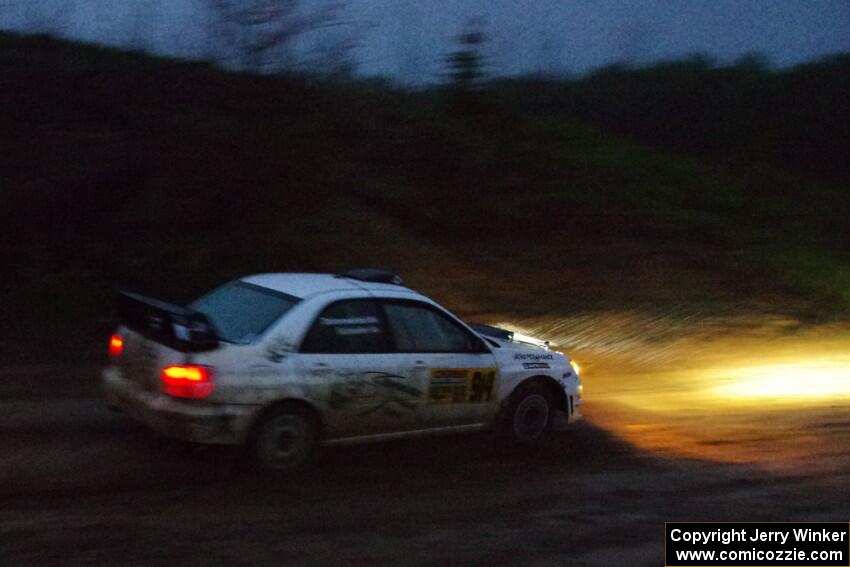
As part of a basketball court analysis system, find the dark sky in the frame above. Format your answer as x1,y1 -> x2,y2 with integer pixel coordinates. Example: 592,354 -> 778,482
363,0 -> 850,81
3,0 -> 850,82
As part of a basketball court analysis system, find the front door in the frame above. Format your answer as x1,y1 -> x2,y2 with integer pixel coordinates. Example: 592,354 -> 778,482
380,300 -> 500,428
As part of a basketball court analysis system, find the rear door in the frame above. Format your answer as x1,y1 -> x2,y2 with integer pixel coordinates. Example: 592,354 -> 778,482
380,300 -> 500,428
296,299 -> 429,439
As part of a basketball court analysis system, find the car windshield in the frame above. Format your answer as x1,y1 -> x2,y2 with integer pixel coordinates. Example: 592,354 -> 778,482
191,281 -> 300,344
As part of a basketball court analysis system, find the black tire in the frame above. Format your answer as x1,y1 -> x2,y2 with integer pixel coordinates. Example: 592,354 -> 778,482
251,406 -> 317,472
499,382 -> 554,445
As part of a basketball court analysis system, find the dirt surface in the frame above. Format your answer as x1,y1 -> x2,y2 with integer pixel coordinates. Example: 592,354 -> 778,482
2,315 -> 850,566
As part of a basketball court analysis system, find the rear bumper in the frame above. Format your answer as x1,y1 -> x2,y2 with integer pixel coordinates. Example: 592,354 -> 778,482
102,366 -> 258,445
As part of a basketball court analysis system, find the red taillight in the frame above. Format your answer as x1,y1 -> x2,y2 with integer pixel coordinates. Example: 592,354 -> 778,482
161,365 -> 214,399
108,335 -> 124,358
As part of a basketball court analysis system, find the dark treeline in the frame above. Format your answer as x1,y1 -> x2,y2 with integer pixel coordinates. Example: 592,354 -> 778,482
3,32 -> 850,360
494,55 -> 850,181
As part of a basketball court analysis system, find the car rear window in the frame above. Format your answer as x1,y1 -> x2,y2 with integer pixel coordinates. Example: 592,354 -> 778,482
191,281 -> 300,344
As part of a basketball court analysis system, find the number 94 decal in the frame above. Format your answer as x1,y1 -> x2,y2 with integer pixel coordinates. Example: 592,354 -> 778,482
428,368 -> 497,404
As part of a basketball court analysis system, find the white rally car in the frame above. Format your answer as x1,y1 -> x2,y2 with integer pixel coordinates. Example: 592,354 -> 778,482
102,269 -> 582,470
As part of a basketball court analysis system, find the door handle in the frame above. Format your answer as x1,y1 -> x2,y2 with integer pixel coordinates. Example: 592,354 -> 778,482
313,362 -> 329,368
414,360 -> 426,367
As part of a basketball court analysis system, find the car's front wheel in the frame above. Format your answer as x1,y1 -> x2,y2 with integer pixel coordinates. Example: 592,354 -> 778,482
500,382 -> 554,445
251,405 -> 317,472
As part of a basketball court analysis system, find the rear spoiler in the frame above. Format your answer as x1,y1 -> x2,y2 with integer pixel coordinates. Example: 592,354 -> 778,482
117,291 -> 219,353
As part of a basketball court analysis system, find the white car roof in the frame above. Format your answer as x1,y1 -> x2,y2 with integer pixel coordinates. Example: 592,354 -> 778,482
240,273 -> 421,299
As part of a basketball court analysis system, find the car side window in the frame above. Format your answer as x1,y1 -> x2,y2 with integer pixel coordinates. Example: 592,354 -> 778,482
383,301 -> 480,353
300,300 -> 389,354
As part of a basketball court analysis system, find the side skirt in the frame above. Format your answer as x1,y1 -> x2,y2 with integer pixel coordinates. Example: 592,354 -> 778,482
322,423 -> 492,446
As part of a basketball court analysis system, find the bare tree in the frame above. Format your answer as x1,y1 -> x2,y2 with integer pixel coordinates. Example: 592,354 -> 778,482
208,0 -> 341,72
442,17 -> 490,115
308,18 -> 372,79
444,17 -> 488,91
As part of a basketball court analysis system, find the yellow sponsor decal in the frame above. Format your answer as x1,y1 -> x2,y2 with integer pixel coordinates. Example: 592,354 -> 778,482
428,368 -> 498,404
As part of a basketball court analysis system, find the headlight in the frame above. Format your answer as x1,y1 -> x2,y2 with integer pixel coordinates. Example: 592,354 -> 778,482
570,359 -> 581,376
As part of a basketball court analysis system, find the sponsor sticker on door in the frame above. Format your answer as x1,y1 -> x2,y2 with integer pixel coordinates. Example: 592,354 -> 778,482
428,368 -> 497,404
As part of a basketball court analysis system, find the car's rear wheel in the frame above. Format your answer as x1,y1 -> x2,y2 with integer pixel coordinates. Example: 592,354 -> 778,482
251,406 -> 316,472
500,382 -> 554,445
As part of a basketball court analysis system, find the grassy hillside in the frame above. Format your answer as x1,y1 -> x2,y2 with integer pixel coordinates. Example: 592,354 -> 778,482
1,33 -> 849,365
494,55 -> 850,182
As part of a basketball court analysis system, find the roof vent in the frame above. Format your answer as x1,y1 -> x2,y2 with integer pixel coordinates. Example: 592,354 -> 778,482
340,268 -> 404,285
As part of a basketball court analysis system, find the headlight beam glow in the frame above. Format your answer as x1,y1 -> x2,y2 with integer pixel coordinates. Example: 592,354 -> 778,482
710,360 -> 850,401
